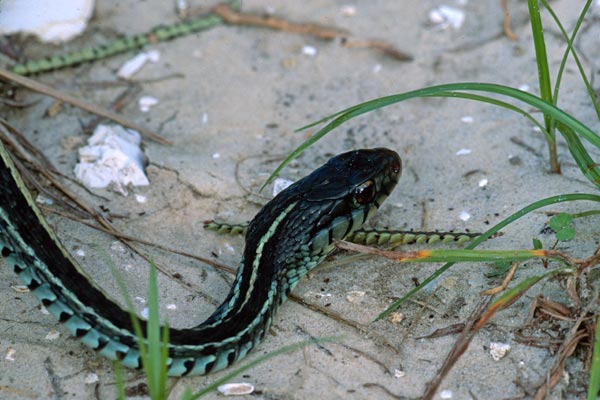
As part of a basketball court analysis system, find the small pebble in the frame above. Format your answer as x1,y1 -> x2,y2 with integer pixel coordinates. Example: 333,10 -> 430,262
135,194 -> 147,203
139,96 -> 158,113
459,210 -> 471,221
5,348 -> 16,362
75,248 -> 86,257
455,148 -> 472,156
478,178 -> 488,188
340,5 -> 357,16
429,6 -> 465,29
141,307 -> 149,319
217,382 -> 255,396
346,290 -> 366,303
84,373 -> 99,384
439,389 -> 453,399
460,115 -> 474,124
302,45 -> 317,56
45,330 -> 61,340
490,342 -> 510,361
166,303 -> 177,310
394,369 -> 406,378
518,84 -> 530,92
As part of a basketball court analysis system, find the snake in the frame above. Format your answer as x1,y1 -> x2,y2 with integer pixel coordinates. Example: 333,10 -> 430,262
0,142 -> 401,376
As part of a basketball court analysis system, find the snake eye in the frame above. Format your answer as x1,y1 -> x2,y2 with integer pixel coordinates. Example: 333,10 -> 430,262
354,180 -> 376,205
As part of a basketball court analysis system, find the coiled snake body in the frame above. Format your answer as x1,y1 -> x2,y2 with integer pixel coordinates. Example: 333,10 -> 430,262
0,144 -> 400,376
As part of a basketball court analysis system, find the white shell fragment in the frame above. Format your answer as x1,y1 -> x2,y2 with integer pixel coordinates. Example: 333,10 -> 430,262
478,178 -> 488,188
518,84 -> 530,92
439,389 -> 453,399
455,148 -> 472,156
45,330 -> 61,340
490,342 -> 511,361
302,45 -> 318,56
346,290 -> 366,303
74,124 -> 149,195
217,382 -> 255,396
5,348 -> 16,362
273,178 -> 294,196
394,369 -> 406,378
139,96 -> 159,113
429,6 -> 465,30
84,373 -> 100,384
340,5 -> 357,16
135,194 -> 147,203
117,50 -> 160,79
0,0 -> 94,43
459,211 -> 471,221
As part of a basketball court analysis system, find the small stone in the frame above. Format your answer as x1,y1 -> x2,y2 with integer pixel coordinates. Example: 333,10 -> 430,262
217,382 -> 255,396
490,342 -> 510,361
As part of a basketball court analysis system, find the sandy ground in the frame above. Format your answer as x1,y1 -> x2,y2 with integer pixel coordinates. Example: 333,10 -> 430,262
1,1 -> 600,399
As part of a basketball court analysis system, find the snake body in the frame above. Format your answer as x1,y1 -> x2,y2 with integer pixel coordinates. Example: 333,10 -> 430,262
0,143 -> 400,376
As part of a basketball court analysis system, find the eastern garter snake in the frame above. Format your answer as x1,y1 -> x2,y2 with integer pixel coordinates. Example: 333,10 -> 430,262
0,143 -> 401,376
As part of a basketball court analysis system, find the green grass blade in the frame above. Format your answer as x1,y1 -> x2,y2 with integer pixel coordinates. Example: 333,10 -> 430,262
528,0 -> 554,119
541,0 -> 599,119
263,83 -> 600,189
186,338 -> 336,399
558,124 -> 600,185
588,317 -> 600,399
374,193 -> 600,321
385,248 -> 565,263
145,261 -> 168,399
114,361 -> 126,400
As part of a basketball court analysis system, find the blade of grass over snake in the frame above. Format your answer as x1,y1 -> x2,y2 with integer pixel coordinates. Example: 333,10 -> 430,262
185,338 -> 336,400
375,193 -> 600,321
264,83 -> 600,189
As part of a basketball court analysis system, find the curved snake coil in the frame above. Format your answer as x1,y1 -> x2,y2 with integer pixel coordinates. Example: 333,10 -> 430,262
0,143 -> 400,376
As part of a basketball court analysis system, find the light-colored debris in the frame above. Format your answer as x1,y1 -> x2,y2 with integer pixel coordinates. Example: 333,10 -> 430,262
45,330 -> 61,340
84,373 -> 99,384
459,211 -> 471,221
117,50 -> 160,79
138,95 -> 159,113
302,45 -> 318,56
0,0 -> 94,43
346,290 -> 366,303
217,382 -> 255,396
490,342 -> 510,361
5,347 -> 16,362
429,6 -> 465,30
74,124 -> 149,195
455,148 -> 472,156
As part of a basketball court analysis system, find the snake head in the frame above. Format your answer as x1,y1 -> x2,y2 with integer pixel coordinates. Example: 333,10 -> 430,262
245,148 -> 401,275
